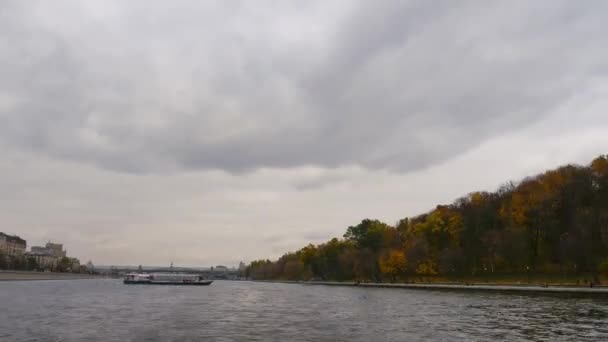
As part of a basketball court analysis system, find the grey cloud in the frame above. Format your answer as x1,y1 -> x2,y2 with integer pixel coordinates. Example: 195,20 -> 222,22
300,232 -> 334,243
1,0 -> 607,174
291,171 -> 347,191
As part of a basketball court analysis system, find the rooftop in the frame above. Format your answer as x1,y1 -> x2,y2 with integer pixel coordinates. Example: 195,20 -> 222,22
25,251 -> 55,257
0,232 -> 26,245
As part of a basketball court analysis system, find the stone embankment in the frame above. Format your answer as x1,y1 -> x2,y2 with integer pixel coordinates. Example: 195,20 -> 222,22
0,270 -> 103,281
262,280 -> 608,295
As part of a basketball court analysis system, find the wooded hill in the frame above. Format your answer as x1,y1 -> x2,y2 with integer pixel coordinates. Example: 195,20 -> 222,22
248,155 -> 608,282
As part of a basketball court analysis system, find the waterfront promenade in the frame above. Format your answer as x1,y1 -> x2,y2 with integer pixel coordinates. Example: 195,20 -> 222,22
0,270 -> 103,281
262,280 -> 608,295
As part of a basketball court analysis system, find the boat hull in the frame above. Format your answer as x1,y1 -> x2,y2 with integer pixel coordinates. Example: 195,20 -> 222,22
124,280 -> 213,286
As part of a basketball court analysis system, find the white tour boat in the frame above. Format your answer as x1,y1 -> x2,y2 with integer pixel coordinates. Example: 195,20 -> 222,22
123,272 -> 213,286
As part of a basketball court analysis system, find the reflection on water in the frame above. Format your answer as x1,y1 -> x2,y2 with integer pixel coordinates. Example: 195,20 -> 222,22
1,279 -> 607,341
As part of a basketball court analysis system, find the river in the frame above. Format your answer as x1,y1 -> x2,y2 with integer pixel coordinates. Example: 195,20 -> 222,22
1,279 -> 607,341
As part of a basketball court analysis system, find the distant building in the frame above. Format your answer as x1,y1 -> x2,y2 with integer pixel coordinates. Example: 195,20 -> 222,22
211,265 -> 229,279
27,242 -> 69,270
0,232 -> 27,257
30,246 -> 48,254
70,258 -> 80,272
25,250 -> 57,269
82,260 -> 98,274
30,242 -> 67,258
45,242 -> 67,258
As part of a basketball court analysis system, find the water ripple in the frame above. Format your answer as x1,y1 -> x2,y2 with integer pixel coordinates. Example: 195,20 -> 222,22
1,280 -> 607,341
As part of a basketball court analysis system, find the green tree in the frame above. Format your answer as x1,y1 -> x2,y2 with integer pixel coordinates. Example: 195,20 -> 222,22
57,257 -> 72,272
343,219 -> 391,252
0,250 -> 7,269
26,256 -> 39,271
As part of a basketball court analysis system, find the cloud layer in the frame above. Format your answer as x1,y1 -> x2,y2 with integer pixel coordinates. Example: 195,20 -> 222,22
1,1 -> 608,265
2,1 -> 606,174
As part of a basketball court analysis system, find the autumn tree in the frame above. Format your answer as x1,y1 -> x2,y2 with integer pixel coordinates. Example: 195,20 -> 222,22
379,250 -> 407,281
249,155 -> 608,282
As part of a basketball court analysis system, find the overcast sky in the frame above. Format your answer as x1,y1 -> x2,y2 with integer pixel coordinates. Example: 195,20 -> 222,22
1,0 -> 607,267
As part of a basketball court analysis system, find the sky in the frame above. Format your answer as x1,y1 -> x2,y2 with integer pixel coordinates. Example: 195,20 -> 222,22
1,0 -> 608,267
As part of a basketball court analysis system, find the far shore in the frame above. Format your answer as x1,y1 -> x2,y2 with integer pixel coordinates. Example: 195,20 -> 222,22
0,270 -> 106,282
257,280 -> 608,295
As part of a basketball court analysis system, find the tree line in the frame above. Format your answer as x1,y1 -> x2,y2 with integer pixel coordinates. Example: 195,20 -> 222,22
0,251 -> 39,271
0,253 -> 78,273
247,155 -> 608,283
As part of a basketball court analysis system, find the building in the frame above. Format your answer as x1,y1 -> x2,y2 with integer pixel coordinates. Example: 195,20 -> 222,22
86,260 -> 95,273
31,246 -> 48,254
26,242 -> 69,270
214,265 -> 228,273
31,242 -> 67,258
70,257 -> 80,272
45,242 -> 67,258
24,250 -> 57,269
0,232 -> 27,257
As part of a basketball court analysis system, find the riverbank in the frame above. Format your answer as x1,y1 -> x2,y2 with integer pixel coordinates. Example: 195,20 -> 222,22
262,280 -> 608,295
0,270 -> 104,281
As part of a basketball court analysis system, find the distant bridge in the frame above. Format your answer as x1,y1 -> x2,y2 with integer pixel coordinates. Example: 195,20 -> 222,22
95,266 -> 242,279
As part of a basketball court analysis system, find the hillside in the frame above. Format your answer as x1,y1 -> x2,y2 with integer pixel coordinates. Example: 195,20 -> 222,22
248,155 -> 608,283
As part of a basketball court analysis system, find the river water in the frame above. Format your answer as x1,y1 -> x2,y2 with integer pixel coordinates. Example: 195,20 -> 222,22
1,279 -> 607,341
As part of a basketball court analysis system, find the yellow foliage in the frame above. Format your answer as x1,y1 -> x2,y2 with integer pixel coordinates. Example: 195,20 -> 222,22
599,258 -> 608,277
470,192 -> 486,206
379,250 -> 407,278
592,156 -> 608,176
412,209 -> 463,246
416,260 -> 438,276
